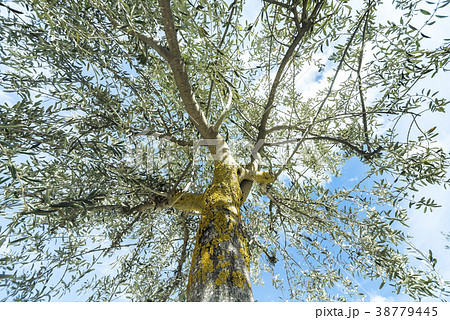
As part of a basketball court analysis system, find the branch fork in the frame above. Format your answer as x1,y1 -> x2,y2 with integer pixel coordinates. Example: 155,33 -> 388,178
213,84 -> 233,132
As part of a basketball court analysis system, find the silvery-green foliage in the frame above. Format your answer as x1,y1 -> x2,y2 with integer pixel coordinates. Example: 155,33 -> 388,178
1,0 -> 449,301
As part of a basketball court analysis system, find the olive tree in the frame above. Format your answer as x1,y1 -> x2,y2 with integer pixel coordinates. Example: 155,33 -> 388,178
1,0 -> 449,301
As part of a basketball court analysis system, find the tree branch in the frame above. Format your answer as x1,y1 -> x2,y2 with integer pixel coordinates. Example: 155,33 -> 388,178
169,160 -> 194,195
129,31 -> 171,62
238,167 -> 275,184
162,212 -> 190,301
205,0 -> 237,120
357,9 -> 372,149
260,184 -> 324,224
263,0 -> 292,10
241,1 -> 323,201
213,85 -> 233,132
102,8 -> 170,61
84,193 -> 203,216
271,3 -> 374,179
266,109 -> 410,133
157,0 -> 215,140
252,1 -> 322,163
169,192 -> 203,212
253,27 -> 310,158
109,212 -> 144,249
265,134 -> 382,159
138,129 -> 193,146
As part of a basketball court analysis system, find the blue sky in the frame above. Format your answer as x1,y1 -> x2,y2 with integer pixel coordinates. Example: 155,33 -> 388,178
251,157 -> 449,302
1,0 -> 450,302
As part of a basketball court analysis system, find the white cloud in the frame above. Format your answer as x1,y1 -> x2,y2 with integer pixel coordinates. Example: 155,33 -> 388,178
370,294 -> 391,302
295,55 -> 334,101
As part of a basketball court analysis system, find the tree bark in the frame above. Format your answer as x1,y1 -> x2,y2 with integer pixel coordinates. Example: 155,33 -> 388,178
156,0 -> 255,301
186,160 -> 253,302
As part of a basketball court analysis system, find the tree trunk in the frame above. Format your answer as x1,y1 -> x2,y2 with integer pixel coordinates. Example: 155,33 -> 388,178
186,161 -> 253,302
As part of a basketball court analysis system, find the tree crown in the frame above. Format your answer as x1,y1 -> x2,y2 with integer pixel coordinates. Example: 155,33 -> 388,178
1,0 -> 449,301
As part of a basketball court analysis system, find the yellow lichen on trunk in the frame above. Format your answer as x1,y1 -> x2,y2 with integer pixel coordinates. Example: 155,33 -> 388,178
186,160 -> 253,301
169,192 -> 203,212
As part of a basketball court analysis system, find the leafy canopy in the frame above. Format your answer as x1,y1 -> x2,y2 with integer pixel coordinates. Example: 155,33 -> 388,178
1,0 -> 450,301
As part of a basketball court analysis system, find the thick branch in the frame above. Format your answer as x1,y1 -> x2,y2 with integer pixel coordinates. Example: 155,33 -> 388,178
86,194 -> 203,215
157,0 -> 215,140
239,164 -> 275,203
238,167 -> 275,184
129,30 -> 170,62
169,192 -> 203,212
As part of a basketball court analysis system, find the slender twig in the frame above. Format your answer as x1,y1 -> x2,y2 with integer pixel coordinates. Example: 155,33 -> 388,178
261,184 -> 324,224
265,135 -> 382,159
169,160 -> 194,195
357,8 -> 372,149
162,212 -> 190,301
206,1 -> 237,121
108,212 -> 144,250
138,129 -> 193,147
101,8 -> 170,61
252,0 -> 322,163
263,0 -> 292,10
